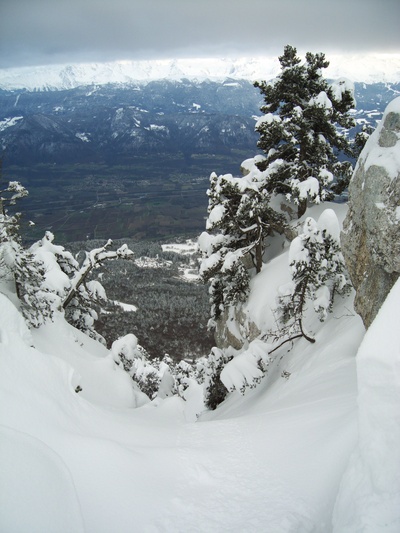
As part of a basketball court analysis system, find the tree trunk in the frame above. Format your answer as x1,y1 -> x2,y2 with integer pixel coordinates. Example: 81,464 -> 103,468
297,198 -> 307,218
62,264 -> 92,310
255,240 -> 263,274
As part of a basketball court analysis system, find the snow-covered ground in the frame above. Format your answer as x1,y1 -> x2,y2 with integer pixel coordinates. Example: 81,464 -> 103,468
161,240 -> 198,255
162,240 -> 201,282
113,300 -> 137,312
1,203 -> 399,532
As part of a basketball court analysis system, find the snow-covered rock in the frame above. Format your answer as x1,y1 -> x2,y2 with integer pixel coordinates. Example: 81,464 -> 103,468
342,96 -> 400,328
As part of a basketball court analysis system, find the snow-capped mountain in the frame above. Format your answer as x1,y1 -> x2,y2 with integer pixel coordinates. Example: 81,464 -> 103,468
0,54 -> 400,91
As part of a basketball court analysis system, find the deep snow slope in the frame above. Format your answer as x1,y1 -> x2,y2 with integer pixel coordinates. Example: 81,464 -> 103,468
0,228 -> 369,533
333,279 -> 400,533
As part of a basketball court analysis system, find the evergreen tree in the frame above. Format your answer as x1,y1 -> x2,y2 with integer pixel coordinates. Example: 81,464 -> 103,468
14,250 -> 56,328
199,168 -> 285,321
29,233 -> 134,343
277,209 -> 350,343
0,181 -> 28,286
197,347 -> 231,410
0,181 -> 57,328
254,45 -> 355,216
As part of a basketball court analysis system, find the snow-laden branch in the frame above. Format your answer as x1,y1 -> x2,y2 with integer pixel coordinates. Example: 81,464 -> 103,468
62,240 -> 134,310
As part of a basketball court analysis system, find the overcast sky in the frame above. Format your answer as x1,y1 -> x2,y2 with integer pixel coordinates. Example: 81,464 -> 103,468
0,0 -> 399,69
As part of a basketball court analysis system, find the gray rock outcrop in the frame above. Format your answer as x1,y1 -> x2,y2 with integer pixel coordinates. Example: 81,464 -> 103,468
214,305 -> 261,351
341,97 -> 400,328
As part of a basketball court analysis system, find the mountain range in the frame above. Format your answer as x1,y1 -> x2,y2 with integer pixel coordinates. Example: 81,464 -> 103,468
1,54 -> 400,91
1,78 -> 398,167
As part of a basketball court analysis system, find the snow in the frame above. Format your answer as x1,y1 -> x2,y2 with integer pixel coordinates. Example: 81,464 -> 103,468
114,300 -> 137,312
75,132 -> 90,142
149,124 -> 168,132
330,78 -> 355,104
313,284 -> 331,317
199,251 -> 221,277
319,167 -> 334,185
255,112 -> 281,128
162,240 -> 198,255
0,426 -> 85,533
86,279 -> 107,301
0,301 -> 363,532
30,231 -> 77,298
1,201 -> 398,532
333,278 -> 400,533
0,116 -> 23,131
220,339 -> 267,392
242,253 -> 290,334
31,314 -> 142,408
289,233 -> 310,266
111,333 -> 139,360
291,176 -> 320,202
179,267 -> 200,282
309,90 -> 333,110
317,208 -> 341,241
221,249 -> 243,272
206,203 -> 226,229
0,292 -> 33,346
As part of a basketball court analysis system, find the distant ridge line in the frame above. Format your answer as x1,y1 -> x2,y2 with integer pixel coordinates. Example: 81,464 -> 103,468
1,54 -> 400,91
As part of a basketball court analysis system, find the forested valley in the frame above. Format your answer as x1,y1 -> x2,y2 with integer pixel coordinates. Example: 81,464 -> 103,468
68,238 -> 214,359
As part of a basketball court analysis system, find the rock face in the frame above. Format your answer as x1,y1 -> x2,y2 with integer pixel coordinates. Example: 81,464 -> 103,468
341,97 -> 400,328
214,306 -> 261,351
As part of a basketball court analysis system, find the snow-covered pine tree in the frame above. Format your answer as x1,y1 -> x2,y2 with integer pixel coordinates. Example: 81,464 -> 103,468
0,181 -> 53,327
197,347 -> 232,410
0,181 -> 28,285
254,45 -> 355,216
111,333 -> 161,398
110,334 -> 203,401
199,168 -> 285,321
14,250 -> 56,328
277,209 -> 350,343
0,181 -> 57,328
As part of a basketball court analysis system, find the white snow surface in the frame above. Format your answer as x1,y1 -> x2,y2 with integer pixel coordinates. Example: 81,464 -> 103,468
333,279 -> 400,532
206,203 -> 226,230
162,240 -> 198,255
0,116 -> 23,131
0,291 -> 364,533
113,300 -> 137,312
1,54 -> 400,90
331,78 -> 356,104
1,202 -> 399,532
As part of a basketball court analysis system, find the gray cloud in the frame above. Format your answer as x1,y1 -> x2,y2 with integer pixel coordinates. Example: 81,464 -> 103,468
0,0 -> 399,68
